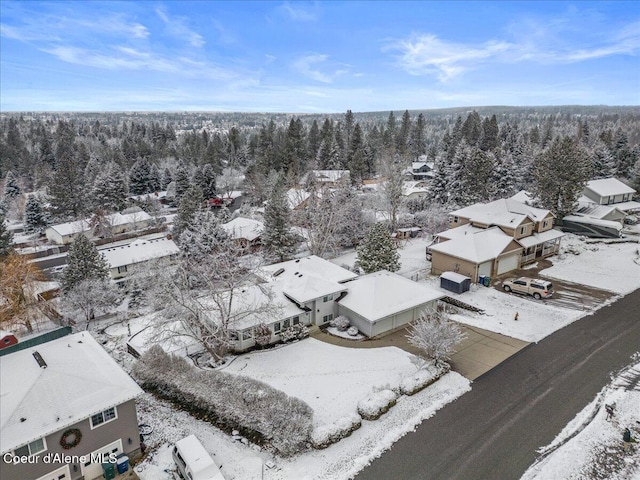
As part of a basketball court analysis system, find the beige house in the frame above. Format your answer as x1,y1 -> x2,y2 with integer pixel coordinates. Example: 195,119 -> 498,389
430,198 -> 564,281
582,178 -> 638,211
45,211 -> 153,245
100,237 -> 179,280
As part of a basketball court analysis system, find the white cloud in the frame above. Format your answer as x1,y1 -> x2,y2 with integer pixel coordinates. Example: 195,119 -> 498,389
280,2 -> 317,22
155,7 -> 205,48
292,53 -> 349,83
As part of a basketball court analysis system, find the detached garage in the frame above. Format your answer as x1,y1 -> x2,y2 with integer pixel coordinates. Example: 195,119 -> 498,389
336,270 -> 444,338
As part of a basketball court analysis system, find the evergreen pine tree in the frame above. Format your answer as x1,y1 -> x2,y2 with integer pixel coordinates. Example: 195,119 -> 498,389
161,167 -> 173,190
3,171 -> 21,200
0,212 -> 13,257
355,222 -> 400,274
262,177 -> 297,262
92,163 -> 127,212
179,209 -> 229,261
49,121 -> 86,219
149,163 -> 162,192
172,185 -> 204,240
23,195 -> 50,235
196,164 -> 217,200
174,164 -> 191,203
129,158 -> 153,195
62,234 -> 109,292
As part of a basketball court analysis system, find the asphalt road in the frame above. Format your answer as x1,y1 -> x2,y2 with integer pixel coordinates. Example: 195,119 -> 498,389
357,288 -> 640,480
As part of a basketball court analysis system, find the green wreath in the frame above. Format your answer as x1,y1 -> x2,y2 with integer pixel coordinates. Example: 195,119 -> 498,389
60,428 -> 82,449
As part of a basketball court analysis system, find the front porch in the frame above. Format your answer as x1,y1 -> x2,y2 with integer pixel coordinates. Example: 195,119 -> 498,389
518,230 -> 565,265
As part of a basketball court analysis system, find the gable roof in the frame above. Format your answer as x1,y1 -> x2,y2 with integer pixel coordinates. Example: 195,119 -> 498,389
48,211 -> 152,237
286,188 -> 311,209
429,227 -> 519,263
338,270 -> 443,322
575,204 -> 626,220
451,198 -> 552,228
311,170 -> 350,183
222,217 -> 264,241
585,178 -> 636,197
100,237 -> 179,269
0,332 -> 143,453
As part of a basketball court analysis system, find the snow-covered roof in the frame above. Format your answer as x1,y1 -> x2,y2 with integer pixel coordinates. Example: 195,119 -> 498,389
402,181 -> 430,197
222,217 -> 264,241
585,178 -> 636,197
286,188 -> 311,209
48,211 -> 152,237
510,190 -> 535,205
174,435 -> 224,480
563,215 -> 623,231
429,227 -> 518,263
203,284 -> 306,331
516,229 -> 565,249
338,270 -> 443,322
575,204 -> 625,220
0,332 -> 143,453
260,255 -> 358,303
100,237 -> 179,269
440,271 -> 470,283
436,223 -> 485,240
609,200 -> 640,213
312,170 -> 350,183
451,198 -> 552,227
129,191 -> 168,202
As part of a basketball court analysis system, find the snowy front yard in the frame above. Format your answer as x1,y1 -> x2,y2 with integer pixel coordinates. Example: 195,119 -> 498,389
133,338 -> 470,480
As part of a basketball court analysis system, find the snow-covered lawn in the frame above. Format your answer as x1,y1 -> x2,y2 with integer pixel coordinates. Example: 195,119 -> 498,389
133,338 -> 470,480
522,358 -> 640,480
541,235 -> 640,295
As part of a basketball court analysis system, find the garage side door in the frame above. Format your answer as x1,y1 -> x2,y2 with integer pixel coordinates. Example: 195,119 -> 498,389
497,253 -> 520,275
36,465 -> 71,480
81,439 -> 123,480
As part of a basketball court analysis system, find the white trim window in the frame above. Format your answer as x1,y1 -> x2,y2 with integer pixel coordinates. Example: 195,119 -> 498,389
542,220 -> 549,228
90,406 -> 117,429
322,314 -> 334,323
14,437 -> 47,457
322,294 -> 333,302
273,322 -> 281,333
519,226 -> 527,235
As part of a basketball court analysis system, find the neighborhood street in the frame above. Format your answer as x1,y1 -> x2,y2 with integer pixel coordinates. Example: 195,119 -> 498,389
356,288 -> 640,480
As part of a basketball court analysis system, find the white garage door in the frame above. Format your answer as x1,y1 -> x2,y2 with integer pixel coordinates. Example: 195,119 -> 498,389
81,439 -> 123,480
497,253 -> 520,275
36,465 -> 71,480
478,261 -> 492,277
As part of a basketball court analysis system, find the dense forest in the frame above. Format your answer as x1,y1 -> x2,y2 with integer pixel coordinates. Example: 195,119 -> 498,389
1,106 -> 639,225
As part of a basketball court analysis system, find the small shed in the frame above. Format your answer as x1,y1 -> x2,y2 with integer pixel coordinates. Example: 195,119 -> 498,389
440,272 -> 471,294
0,330 -> 19,350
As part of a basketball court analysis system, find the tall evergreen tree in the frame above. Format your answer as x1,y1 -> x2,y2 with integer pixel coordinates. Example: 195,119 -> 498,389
23,195 -> 50,235
161,167 -> 173,190
196,164 -> 217,200
92,163 -> 127,211
355,222 -> 400,274
396,110 -> 412,156
409,113 -> 426,160
172,185 -> 204,241
262,177 -> 297,262
62,234 -> 109,292
173,164 -> 191,203
0,212 -> 13,257
129,158 -> 153,195
532,136 -> 592,219
307,120 -> 321,162
348,123 -> 367,184
3,171 -> 21,200
149,163 -> 162,192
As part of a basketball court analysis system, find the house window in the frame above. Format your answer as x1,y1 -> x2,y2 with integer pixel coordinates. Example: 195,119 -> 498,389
117,265 -> 128,274
283,319 -> 290,329
519,226 -> 527,235
292,316 -> 300,325
229,331 -> 239,341
273,322 -> 281,333
542,220 -> 549,228
14,437 -> 46,457
323,294 -> 333,302
453,216 -> 459,224
90,407 -> 117,428
322,314 -> 333,323
242,330 -> 253,341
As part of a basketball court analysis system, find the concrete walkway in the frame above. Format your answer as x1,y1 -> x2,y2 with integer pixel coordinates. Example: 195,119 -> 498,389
311,325 -> 529,381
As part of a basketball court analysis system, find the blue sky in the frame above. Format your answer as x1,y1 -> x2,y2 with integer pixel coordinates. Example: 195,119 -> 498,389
1,1 -> 639,112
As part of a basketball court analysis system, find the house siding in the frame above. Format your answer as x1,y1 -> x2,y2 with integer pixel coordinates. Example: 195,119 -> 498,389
0,400 -> 141,480
338,302 -> 437,338
431,253 -> 479,282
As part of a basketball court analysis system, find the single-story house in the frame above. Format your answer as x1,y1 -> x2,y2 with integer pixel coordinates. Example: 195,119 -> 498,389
429,227 -> 523,282
222,217 -> 264,253
0,331 -> 143,480
100,236 -> 180,280
45,211 -> 153,245
309,170 -> 350,186
337,270 -> 444,337
402,180 -> 430,199
286,188 -> 311,210
582,178 -> 638,211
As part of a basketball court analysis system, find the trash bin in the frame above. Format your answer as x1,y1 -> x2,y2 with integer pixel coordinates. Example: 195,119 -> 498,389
102,462 -> 116,480
478,275 -> 485,285
483,276 -> 491,287
116,454 -> 129,474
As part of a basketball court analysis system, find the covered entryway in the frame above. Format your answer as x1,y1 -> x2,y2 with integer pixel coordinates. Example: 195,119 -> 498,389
36,465 -> 71,480
496,252 -> 520,275
81,439 -> 123,480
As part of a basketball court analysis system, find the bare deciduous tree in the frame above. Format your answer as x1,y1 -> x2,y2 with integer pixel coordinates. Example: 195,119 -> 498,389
406,305 -> 466,367
60,278 -> 119,328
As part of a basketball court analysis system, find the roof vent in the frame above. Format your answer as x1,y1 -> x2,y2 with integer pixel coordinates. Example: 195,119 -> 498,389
32,351 -> 47,369
295,259 -> 300,263
273,268 -> 285,277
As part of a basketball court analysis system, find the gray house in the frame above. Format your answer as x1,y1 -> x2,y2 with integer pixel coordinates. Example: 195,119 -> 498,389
0,332 -> 143,480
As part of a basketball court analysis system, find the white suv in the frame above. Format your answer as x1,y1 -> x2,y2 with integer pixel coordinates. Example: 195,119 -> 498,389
503,278 -> 554,299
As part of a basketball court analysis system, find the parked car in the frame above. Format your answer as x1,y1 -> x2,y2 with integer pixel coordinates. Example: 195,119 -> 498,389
173,435 -> 225,480
503,278 -> 554,299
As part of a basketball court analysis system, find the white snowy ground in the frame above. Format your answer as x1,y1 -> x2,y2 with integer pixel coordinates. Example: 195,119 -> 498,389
521,358 -> 640,480
132,339 -> 470,480
330,235 -> 640,343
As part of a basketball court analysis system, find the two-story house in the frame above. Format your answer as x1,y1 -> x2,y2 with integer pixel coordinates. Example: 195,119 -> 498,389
430,198 -> 564,281
0,332 -> 143,480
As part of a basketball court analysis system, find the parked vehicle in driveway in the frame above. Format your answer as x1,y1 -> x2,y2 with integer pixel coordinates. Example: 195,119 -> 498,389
503,278 -> 554,299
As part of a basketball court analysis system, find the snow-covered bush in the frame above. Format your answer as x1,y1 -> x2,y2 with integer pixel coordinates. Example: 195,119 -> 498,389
254,323 -> 272,347
280,323 -> 309,343
311,413 -> 362,449
400,363 -> 450,396
347,326 -> 359,336
331,315 -> 350,332
357,389 -> 399,420
133,346 -> 313,456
